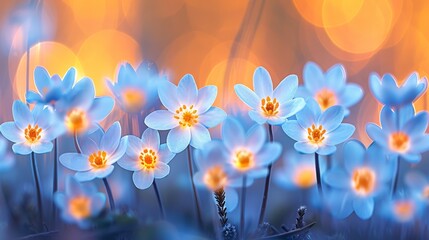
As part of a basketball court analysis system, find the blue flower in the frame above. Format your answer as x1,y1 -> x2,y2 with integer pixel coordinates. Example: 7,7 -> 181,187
405,171 -> 429,205
298,62 -> 363,115
26,67 -> 76,107
145,74 -> 227,153
274,150 -> 326,189
0,138 -> 15,171
234,66 -> 305,125
215,117 -> 282,185
106,61 -> 162,113
380,193 -> 422,223
0,101 -> 64,155
55,77 -> 114,134
366,106 -> 429,163
118,128 -> 175,190
193,141 -> 240,211
369,72 -> 427,108
282,98 -> 355,155
323,141 -> 393,219
54,176 -> 106,228
59,122 -> 126,181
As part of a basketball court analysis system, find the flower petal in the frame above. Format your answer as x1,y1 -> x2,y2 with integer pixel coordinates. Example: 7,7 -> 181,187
31,141 -> 53,154
133,170 -> 154,190
177,74 -> 198,105
339,84 -> 363,107
326,190 -> 354,219
90,192 -> 106,217
296,99 -> 318,129
303,62 -> 324,93
196,85 -> 217,113
343,140 -> 366,174
75,170 -> 97,182
323,167 -> 350,189
78,136 -> 98,155
154,162 -> 170,178
256,142 -> 282,166
144,110 -> 178,130
366,123 -> 388,148
60,153 -> 91,171
62,67 -> 76,91
248,110 -> 267,124
282,120 -> 306,142
100,122 -> 121,153
324,124 -> 355,145
353,198 -> 374,220
0,122 -> 23,142
118,154 -> 141,171
234,84 -> 260,109
294,141 -> 317,154
167,127 -> 191,153
158,80 -> 179,112
253,67 -> 273,98
12,142 -> 32,155
12,100 -> 33,129
222,117 -> 245,152
279,98 -> 306,119
158,144 -> 175,164
316,145 -> 336,155
380,106 -> 396,132
325,64 -> 346,92
125,135 -> 142,157
274,74 -> 298,103
403,112 -> 428,137
141,128 -> 160,151
34,67 -> 53,94
88,97 -> 114,122
412,135 -> 429,153
190,123 -> 211,149
246,124 -> 266,153
318,106 -> 344,132
199,107 -> 226,128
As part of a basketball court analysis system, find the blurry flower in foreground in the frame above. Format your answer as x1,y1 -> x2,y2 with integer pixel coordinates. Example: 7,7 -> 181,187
26,66 -> 76,107
0,138 -> 15,171
234,66 -> 305,125
298,62 -> 363,115
145,74 -> 226,153
0,101 -> 64,155
118,128 -> 175,190
405,171 -> 429,205
193,141 -> 240,211
55,77 -> 114,134
60,122 -> 126,181
381,194 -> 422,223
369,72 -> 427,108
323,140 -> 393,219
106,61 -> 162,113
282,98 -> 355,155
216,117 -> 282,185
54,176 -> 106,228
366,106 -> 429,163
274,150 -> 326,190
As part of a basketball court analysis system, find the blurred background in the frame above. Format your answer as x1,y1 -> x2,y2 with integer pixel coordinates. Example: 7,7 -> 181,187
1,0 -> 428,238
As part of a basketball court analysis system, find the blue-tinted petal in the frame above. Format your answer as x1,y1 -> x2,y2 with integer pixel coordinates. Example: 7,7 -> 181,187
325,64 -> 346,91
88,97 -> 114,122
343,140 -> 366,174
256,142 -> 282,166
60,153 -> 91,171
167,127 -> 191,153
125,135 -> 142,157
133,170 -> 154,189
403,112 -> 428,137
31,141 -> 53,153
323,167 -> 350,189
0,122 -> 23,142
412,135 -> 429,153
100,122 -> 121,153
339,84 -> 363,107
303,62 -> 324,93
90,192 -> 106,217
401,153 -> 421,163
158,144 -> 175,164
366,123 -> 388,148
326,190 -> 354,219
296,99 -> 318,129
190,124 -> 211,149
353,198 -> 374,220
78,136 -> 98,155
141,128 -> 160,151
177,74 -> 198,105
196,86 -> 217,113
282,120 -> 306,141
248,110 -> 267,124
12,100 -> 33,129
380,106 -> 396,132
324,124 -> 355,145
318,106 -> 344,132
62,67 -> 76,91
12,142 -> 32,155
118,154 -> 141,171
279,98 -> 305,119
246,124 -> 266,153
199,107 -> 226,128
253,67 -> 273,98
234,84 -> 260,109
222,117 -> 245,152
273,74 -> 298,103
34,67 -> 53,94
93,165 -> 114,179
224,188 -> 238,212
294,141 -> 317,154
144,110 -> 178,130
26,91 -> 42,103
158,80 -> 179,112
316,145 -> 336,155
34,107 -> 55,130
75,170 -> 97,182
154,162 -> 170,178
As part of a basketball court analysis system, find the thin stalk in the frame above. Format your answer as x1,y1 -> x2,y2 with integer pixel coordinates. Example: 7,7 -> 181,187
258,124 -> 274,225
392,108 -> 401,197
315,153 -> 322,196
52,138 -> 58,223
73,131 -> 81,153
25,21 -> 30,107
240,175 -> 247,240
31,152 -> 43,230
103,178 -> 115,211
187,146 -> 203,228
153,180 -> 165,219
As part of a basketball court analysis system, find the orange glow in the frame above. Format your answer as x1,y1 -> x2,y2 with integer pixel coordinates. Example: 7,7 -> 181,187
351,167 -> 376,196
393,200 -> 415,221
389,132 -> 410,153
260,97 -> 279,117
307,124 -> 327,145
293,166 -> 316,188
65,109 -> 88,134
139,148 -> 157,170
88,150 -> 108,169
315,89 -> 337,111
24,124 -> 42,144
233,149 -> 254,172
423,186 -> 429,199
203,165 -> 228,191
121,88 -> 146,112
174,105 -> 199,128
68,196 -> 91,220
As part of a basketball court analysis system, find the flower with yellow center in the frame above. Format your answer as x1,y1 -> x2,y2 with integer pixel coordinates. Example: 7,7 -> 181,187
68,196 -> 91,220
351,167 -> 376,196
293,166 -> 316,188
174,105 -> 199,128
260,96 -> 279,117
203,165 -> 228,191
24,124 -> 42,144
88,151 -> 108,169
393,200 -> 415,222
232,149 -> 255,172
307,124 -> 327,145
122,88 -> 145,112
388,132 -> 410,153
118,128 -> 175,190
65,109 -> 88,134
315,89 -> 337,111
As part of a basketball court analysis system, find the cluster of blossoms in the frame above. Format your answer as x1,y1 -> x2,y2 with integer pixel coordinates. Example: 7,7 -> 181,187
1,60 -> 429,233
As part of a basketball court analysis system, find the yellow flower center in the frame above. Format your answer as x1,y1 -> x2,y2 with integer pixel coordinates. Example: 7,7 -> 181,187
88,151 -> 108,169
24,124 -> 42,144
139,148 -> 157,170
293,166 -> 316,188
315,89 -> 337,111
203,165 -> 228,191
122,88 -> 145,112
389,132 -> 410,153
351,167 -> 376,196
174,105 -> 199,127
233,149 -> 254,171
65,109 -> 88,133
393,200 -> 414,221
260,96 -> 279,117
307,124 -> 326,145
68,196 -> 91,220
